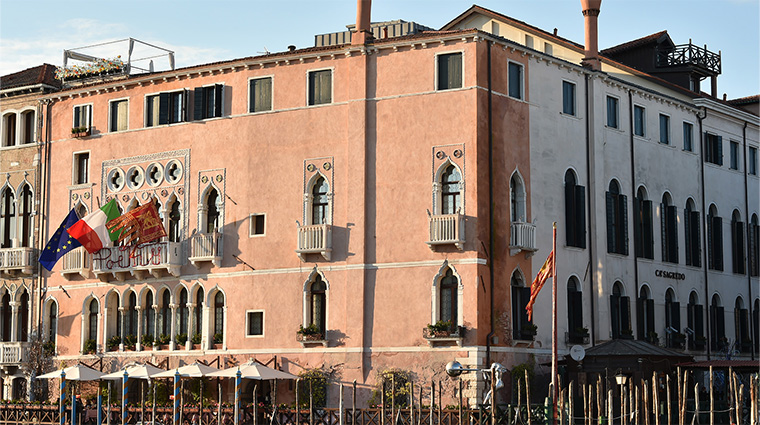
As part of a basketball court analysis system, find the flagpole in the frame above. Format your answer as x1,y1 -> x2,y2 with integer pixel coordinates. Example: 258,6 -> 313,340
551,222 -> 558,423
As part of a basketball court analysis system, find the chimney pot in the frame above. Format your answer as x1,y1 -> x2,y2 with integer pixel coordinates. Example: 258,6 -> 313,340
352,0 -> 373,45
288,45 -> 296,52
553,28 -> 558,36
580,0 -> 602,70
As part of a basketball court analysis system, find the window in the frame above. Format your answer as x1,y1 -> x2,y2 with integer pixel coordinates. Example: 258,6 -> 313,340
125,292 -> 137,338
194,289 -> 204,340
19,185 -> 32,247
160,291 -> 171,337
729,141 -> 740,170
246,311 -> 263,336
73,104 -> 92,131
21,110 -> 35,144
439,268 -> 459,328
734,298 -> 750,352
567,277 -> 584,343
704,133 -> 723,165
144,292 -> 155,339
750,215 -> 759,277
509,173 -> 526,222
308,70 -> 332,106
562,81 -> 576,116
1,188 -> 15,249
606,96 -> 619,129
440,165 -> 461,215
544,43 -> 553,55
610,281 -> 631,339
683,122 -> 693,151
74,152 -> 89,185
511,271 -> 532,340
2,113 -> 15,146
204,188 -> 220,232
508,62 -> 523,100
88,299 -> 99,342
437,53 -> 463,91
193,84 -> 224,120
1,293 -> 9,342
48,301 -> 57,344
749,147 -> 757,175
167,199 -> 181,242
707,205 -> 723,271
637,286 -> 655,343
661,194 -> 678,264
249,213 -> 265,236
659,114 -> 670,144
309,276 -> 327,333
109,99 -> 128,132
249,77 -> 273,112
213,292 -> 225,338
146,91 -> 186,126
684,199 -> 701,267
709,295 -> 725,351
664,289 -> 681,348
634,187 -> 653,259
564,170 -> 586,248
18,290 -> 28,341
606,180 -> 628,255
524,35 -> 534,49
633,106 -> 645,137
178,288 -> 188,336
687,292 -> 704,350
311,177 -> 329,225
731,210 -> 745,274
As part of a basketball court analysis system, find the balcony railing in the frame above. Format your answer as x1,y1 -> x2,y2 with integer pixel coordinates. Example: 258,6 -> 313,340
509,221 -> 537,254
93,241 -> 182,279
0,247 -> 36,276
423,325 -> 465,347
61,246 -> 90,278
189,233 -> 222,267
656,43 -> 721,75
297,224 -> 332,261
426,213 -> 464,250
0,342 -> 30,365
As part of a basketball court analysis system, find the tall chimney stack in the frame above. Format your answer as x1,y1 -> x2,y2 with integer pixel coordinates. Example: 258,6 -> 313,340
352,0 -> 373,45
580,0 -> 602,70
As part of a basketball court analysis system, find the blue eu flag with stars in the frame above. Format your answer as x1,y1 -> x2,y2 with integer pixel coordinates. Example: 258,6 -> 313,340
39,209 -> 82,272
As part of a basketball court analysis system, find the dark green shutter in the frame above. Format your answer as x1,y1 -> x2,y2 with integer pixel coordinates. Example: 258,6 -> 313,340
214,84 -> 223,117
646,299 -> 655,336
606,192 -> 615,253
691,211 -> 701,267
73,106 -> 81,128
570,290 -> 583,332
575,186 -> 586,248
620,194 -> 628,255
610,294 -> 620,339
739,309 -> 749,347
636,297 -> 645,340
621,296 -> 631,334
717,136 -> 723,165
685,209 -> 692,265
158,93 -> 169,125
670,301 -> 681,331
643,201 -> 653,258
182,89 -> 188,122
668,206 -> 678,263
750,223 -> 759,276
521,287 -> 532,325
694,304 -> 704,340
710,304 -> 717,350
707,215 -> 714,269
193,87 -> 204,120
714,216 -> 724,270
717,306 -> 725,341
565,183 -> 575,246
661,203 -> 667,261
634,197 -> 642,257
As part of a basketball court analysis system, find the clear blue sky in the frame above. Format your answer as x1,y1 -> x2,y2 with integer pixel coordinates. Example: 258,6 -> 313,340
1,0 -> 758,99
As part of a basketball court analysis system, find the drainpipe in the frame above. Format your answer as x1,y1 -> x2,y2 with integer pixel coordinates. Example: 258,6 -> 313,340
584,74 -> 596,346
628,91 -> 640,336
485,40 -> 496,366
741,121 -> 754,360
697,107 -> 710,359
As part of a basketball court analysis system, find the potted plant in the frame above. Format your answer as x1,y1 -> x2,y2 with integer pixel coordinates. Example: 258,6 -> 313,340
296,324 -> 323,341
71,126 -> 90,138
42,340 -> 56,356
647,331 -> 659,345
213,332 -> 223,348
124,334 -> 137,351
671,332 -> 686,348
520,323 -> 538,340
621,328 -> 634,340
142,334 -> 154,349
190,333 -> 201,349
693,335 -> 707,350
176,333 -> 188,346
426,320 -> 453,337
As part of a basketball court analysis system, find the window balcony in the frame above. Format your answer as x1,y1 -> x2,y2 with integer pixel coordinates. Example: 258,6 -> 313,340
61,246 -> 90,279
0,342 -> 30,366
188,233 -> 222,268
0,247 -> 37,277
93,241 -> 182,280
296,224 -> 332,261
509,221 -> 537,255
422,325 -> 465,347
426,213 -> 465,250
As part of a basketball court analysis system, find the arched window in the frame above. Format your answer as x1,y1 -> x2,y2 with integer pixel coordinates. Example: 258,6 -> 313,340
126,292 -> 137,337
168,200 -> 181,242
567,277 -> 584,343
439,268 -> 458,329
685,199 -> 701,267
1,188 -> 15,248
610,281 -> 631,339
606,180 -> 628,255
634,187 -> 653,259
750,214 -> 759,277
731,210 -> 745,274
510,173 -> 525,223
665,289 -> 681,348
75,203 -> 88,219
0,292 -> 9,342
440,165 -> 461,215
661,193 -> 678,263
2,113 -> 16,147
206,189 -> 220,232
48,301 -> 58,343
637,286 -> 655,343
161,290 -> 171,337
194,288 -> 204,340
88,299 -> 99,342
564,170 -> 586,248
20,110 -> 35,144
707,205 -> 723,271
20,185 -> 32,248
687,291 -> 704,350
214,292 -> 225,338
310,277 -> 327,333
178,288 -> 188,336
311,176 -> 329,225
709,294 -> 725,351
105,291 -> 120,343
18,290 -> 28,342
511,271 -> 532,340
734,297 -> 750,353
145,291 -> 155,338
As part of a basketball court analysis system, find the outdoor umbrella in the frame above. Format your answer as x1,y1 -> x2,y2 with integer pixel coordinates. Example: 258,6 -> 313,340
38,364 -> 104,425
153,362 -> 221,425
102,363 -> 166,425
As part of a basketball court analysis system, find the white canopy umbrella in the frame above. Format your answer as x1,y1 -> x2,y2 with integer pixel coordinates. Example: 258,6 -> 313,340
151,362 -> 220,378
38,364 -> 104,381
101,362 -> 165,380
207,360 -> 297,380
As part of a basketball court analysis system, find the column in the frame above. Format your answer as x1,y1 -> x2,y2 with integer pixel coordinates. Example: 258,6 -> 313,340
9,302 -> 19,342
97,312 -> 103,353
186,303 -> 195,350
169,304 -> 177,351
102,307 -> 109,351
118,307 -> 126,351
152,305 -> 159,348
222,306 -> 228,350
202,304 -> 211,350
80,313 -> 86,354
135,307 -> 143,352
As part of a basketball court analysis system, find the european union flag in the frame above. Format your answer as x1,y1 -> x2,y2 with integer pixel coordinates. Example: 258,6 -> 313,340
39,209 -> 82,272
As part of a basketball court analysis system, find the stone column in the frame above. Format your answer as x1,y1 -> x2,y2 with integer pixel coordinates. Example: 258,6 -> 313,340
186,303 -> 195,350
222,306 -> 228,350
102,307 -> 109,351
118,307 -> 126,351
152,305 -> 159,348
135,307 -> 143,352
9,302 -> 19,342
97,312 -> 103,353
80,313 -> 86,353
169,304 -> 177,351
202,304 -> 211,349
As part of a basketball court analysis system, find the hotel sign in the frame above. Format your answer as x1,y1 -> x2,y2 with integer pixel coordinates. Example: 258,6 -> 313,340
655,269 -> 685,281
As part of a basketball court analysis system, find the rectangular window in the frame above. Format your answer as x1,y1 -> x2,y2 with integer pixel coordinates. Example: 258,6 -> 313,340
73,104 -> 92,130
437,53 -> 463,91
749,147 -> 757,175
659,114 -> 670,144
249,77 -> 273,113
508,62 -> 523,100
308,70 -> 332,105
562,81 -> 576,116
683,122 -> 693,151
730,141 -> 740,170
193,84 -> 224,120
146,91 -> 186,127
249,213 -> 265,236
74,152 -> 89,185
606,96 -> 619,129
524,35 -> 534,49
109,99 -> 128,132
704,133 -> 723,165
246,311 -> 263,336
544,43 -> 553,55
633,106 -> 645,137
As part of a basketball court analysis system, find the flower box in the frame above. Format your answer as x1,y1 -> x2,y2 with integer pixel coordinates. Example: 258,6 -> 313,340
71,128 -> 91,138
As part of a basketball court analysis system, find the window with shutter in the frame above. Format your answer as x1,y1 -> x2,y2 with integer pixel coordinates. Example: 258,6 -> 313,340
621,296 -> 631,335
249,77 -> 273,113
562,81 -> 576,116
634,106 -> 645,137
437,53 -> 463,91
731,213 -> 745,274
308,70 -> 332,106
659,114 -> 670,144
109,99 -> 128,132
750,218 -> 759,276
713,216 -> 724,271
642,200 -> 653,258
610,293 -> 621,339
606,191 -> 615,253
619,194 -> 628,255
574,185 -> 586,248
508,62 -> 523,100
606,96 -> 619,129
192,85 -> 224,120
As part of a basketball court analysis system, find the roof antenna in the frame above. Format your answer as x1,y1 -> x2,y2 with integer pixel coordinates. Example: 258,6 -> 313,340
257,47 -> 271,55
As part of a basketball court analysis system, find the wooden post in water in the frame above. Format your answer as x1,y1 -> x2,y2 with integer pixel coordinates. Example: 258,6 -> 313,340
391,376 -> 395,425
681,371 -> 688,425
295,380 -> 300,425
525,370 -> 531,425
309,380 -> 313,425
141,381 -> 145,425
692,383 -> 699,425
418,384 -> 423,425
582,384 -> 587,425
353,380 -> 357,425
652,373 -> 658,425
218,381 -> 222,425
410,381 -> 415,425
709,367 -> 714,425
643,380 -> 649,425
634,383 -> 639,425
607,389 -> 612,425
569,381 -> 574,425
665,374 -> 671,425
458,379 -> 463,425
596,377 -> 602,425
676,368 -> 682,425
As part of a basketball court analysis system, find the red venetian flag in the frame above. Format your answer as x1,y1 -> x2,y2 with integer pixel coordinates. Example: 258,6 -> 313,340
525,249 -> 555,321
106,199 -> 167,248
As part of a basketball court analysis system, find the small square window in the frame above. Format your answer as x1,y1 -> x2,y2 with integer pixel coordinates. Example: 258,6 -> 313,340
73,104 -> 92,131
606,96 -> 619,129
730,141 -> 740,170
508,62 -> 523,100
562,81 -> 576,116
249,213 -> 265,236
147,91 -> 186,127
193,84 -> 224,120
246,311 -> 263,336
109,99 -> 128,132
524,35 -> 534,49
544,43 -> 553,55
249,77 -> 273,113
683,122 -> 693,152
749,147 -> 757,175
437,53 -> 463,91
634,106 -> 645,137
659,114 -> 670,144
74,152 -> 89,185
308,70 -> 332,106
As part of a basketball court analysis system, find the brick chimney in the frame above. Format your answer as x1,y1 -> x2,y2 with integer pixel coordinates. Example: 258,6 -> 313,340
352,0 -> 373,45
580,0 -> 602,70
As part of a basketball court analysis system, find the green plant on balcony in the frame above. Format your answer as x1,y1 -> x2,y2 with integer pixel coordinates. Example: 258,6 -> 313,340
141,334 -> 154,346
521,323 -> 538,337
123,334 -> 137,351
297,324 -> 323,341
190,333 -> 202,345
42,341 -> 56,357
647,331 -> 659,345
106,335 -> 121,351
71,126 -> 89,137
213,333 -> 223,344
83,338 -> 96,354
157,334 -> 171,345
621,328 -> 634,339
427,320 -> 453,336
175,333 -> 188,345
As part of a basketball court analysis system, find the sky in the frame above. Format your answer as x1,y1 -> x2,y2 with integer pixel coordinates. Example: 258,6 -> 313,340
1,0 -> 758,99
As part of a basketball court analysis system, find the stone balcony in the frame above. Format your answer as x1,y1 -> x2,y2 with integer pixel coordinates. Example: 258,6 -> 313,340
0,247 -> 37,277
426,213 -> 465,250
93,241 -> 181,280
61,246 -> 90,279
188,233 -> 223,267
296,224 -> 332,261
509,221 -> 537,255
0,342 -> 30,366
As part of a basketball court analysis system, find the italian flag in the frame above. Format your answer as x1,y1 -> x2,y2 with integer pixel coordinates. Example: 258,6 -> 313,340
66,199 -> 122,253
